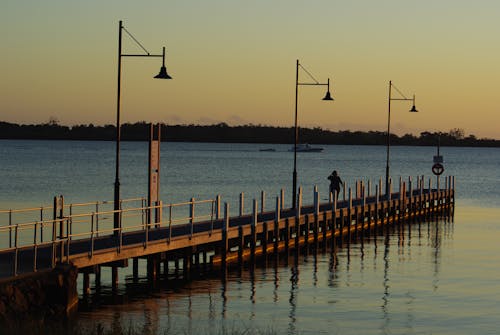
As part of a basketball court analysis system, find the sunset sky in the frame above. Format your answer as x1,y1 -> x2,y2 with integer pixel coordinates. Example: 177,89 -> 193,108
2,1 -> 499,138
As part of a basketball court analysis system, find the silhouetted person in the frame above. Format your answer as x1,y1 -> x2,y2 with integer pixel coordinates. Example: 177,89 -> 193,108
327,170 -> 343,199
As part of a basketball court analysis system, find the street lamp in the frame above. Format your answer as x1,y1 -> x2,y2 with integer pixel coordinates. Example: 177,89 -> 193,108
114,20 -> 172,232
385,80 -> 418,198
292,59 -> 334,209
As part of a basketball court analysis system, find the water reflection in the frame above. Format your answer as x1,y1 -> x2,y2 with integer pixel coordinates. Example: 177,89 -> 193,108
68,217 -> 453,335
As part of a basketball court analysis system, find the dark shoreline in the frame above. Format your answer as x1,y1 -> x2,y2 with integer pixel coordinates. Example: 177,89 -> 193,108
1,121 -> 499,147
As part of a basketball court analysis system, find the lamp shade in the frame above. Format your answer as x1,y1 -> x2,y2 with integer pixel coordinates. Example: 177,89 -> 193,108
322,91 -> 334,101
409,105 -> 418,112
154,66 -> 172,79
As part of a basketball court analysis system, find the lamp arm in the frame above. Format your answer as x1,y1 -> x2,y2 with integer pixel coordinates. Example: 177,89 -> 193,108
122,54 -> 164,58
297,82 -> 329,86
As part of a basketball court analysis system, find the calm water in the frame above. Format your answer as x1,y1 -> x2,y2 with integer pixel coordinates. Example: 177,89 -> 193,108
1,140 -> 499,334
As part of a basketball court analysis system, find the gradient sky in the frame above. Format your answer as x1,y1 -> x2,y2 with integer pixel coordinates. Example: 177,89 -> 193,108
2,1 -> 499,138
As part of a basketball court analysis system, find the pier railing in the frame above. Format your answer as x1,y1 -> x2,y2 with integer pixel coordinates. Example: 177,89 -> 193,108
0,197 -> 218,276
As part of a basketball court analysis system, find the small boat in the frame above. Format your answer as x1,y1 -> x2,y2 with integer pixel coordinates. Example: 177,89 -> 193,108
259,148 -> 276,152
289,143 -> 323,152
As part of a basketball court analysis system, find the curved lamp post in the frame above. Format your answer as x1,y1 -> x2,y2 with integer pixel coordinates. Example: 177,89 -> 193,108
292,59 -> 334,209
385,80 -> 418,198
114,20 -> 172,232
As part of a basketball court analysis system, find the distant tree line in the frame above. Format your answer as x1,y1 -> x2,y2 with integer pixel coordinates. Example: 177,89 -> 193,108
0,121 -> 498,147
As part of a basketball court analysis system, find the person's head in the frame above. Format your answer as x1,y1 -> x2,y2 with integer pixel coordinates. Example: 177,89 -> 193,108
332,170 -> 337,176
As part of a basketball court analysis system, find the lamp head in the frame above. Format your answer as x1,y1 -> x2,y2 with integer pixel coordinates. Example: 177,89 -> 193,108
409,105 -> 418,112
322,91 -> 334,101
154,66 -> 172,79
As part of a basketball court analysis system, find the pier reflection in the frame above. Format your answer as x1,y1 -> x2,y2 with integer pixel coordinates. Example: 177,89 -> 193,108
71,216 -> 451,335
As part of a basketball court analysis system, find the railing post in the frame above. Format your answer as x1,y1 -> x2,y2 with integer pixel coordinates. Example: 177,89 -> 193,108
388,178 -> 392,200
90,213 -> 95,258
251,199 -> 258,259
295,187 -> 302,248
261,190 -> 266,214
168,204 -> 173,243
215,194 -> 221,220
274,196 -> 280,252
347,188 -> 352,242
39,208 -> 44,243
314,188 -> 320,244
239,192 -> 244,216
222,202 -> 229,264
190,197 -> 195,238
375,185 -> 380,231
33,222 -> 38,272
14,225 -> 19,276
156,200 -> 163,227
343,182 -> 346,201
362,185 -> 367,235
9,209 -> 12,248
332,190 -> 337,248
280,189 -> 285,210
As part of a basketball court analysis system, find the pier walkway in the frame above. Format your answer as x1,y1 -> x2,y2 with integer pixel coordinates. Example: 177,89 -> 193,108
0,176 -> 454,291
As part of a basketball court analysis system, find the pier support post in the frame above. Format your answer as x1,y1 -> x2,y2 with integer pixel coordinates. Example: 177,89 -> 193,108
295,187 -> 302,251
274,197 -> 280,253
222,203 -> 229,265
83,272 -> 90,296
251,199 -> 258,261
111,267 -> 118,291
133,258 -> 139,282
216,195 -> 221,220
347,188 -> 352,244
314,188 -> 320,246
147,256 -> 158,283
239,193 -> 245,216
331,191 -> 337,249
95,265 -> 101,291
261,191 -> 266,214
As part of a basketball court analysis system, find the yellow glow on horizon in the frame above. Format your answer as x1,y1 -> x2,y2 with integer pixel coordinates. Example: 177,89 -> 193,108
2,1 -> 499,139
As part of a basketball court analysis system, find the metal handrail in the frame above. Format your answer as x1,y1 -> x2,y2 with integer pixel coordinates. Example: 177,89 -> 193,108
0,197 -> 217,253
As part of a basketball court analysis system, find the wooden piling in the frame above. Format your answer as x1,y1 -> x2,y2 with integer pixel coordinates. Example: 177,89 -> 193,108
251,199 -> 257,260
274,197 -> 280,253
222,203 -> 229,265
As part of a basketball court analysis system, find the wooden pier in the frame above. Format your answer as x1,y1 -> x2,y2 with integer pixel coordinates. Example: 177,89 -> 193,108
0,176 -> 454,317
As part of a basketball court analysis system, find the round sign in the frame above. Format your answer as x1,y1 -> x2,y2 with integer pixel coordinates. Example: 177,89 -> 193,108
432,163 -> 444,176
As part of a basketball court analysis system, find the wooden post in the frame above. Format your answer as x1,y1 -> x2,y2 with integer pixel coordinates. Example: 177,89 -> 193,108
263,221 -> 268,256
251,199 -> 258,260
295,187 -> 302,250
261,191 -> 266,214
347,188 -> 352,243
332,191 -> 337,249
362,185 -> 367,236
147,256 -> 158,283
274,197 -> 280,253
112,267 -> 118,291
222,203 -> 229,265
280,189 -> 285,210
375,185 -> 379,232
314,188 -> 320,245
215,195 -> 221,220
189,197 -> 195,238
239,193 -> 245,216
343,182 -> 346,201
83,272 -> 90,296
238,225 -> 244,264
133,258 -> 139,282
